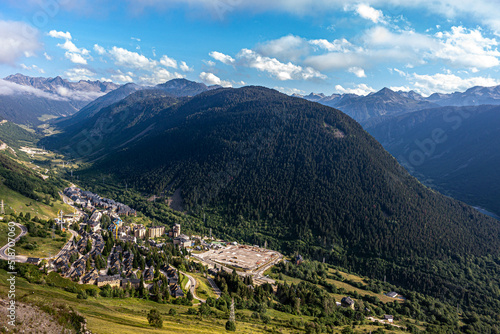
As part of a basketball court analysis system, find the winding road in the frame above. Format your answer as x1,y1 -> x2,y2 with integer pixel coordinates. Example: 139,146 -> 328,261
0,222 -> 28,262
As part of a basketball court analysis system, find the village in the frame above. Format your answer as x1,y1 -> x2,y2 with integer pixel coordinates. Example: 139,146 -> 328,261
23,186 -> 284,300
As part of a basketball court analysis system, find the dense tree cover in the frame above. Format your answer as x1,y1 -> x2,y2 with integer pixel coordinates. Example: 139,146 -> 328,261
0,119 -> 40,149
365,104 -> 500,216
59,87 -> 500,330
0,152 -> 65,203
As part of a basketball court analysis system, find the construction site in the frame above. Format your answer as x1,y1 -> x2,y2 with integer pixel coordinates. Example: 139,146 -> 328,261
196,244 -> 280,272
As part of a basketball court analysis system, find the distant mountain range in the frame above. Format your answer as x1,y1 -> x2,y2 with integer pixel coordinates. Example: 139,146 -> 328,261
0,74 -> 119,126
298,85 -> 500,123
365,104 -> 500,217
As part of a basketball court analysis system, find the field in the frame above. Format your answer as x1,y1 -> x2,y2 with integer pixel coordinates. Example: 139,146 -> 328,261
0,183 -> 72,220
189,272 -> 218,300
0,269 -> 322,334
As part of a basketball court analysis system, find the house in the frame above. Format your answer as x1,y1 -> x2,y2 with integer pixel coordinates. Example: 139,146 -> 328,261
173,234 -> 192,248
169,223 -> 181,238
147,226 -> 165,239
295,254 -> 303,265
96,275 -> 121,287
170,284 -> 184,298
387,291 -> 399,298
341,297 -> 355,309
26,257 -> 40,265
121,278 -> 142,289
384,315 -> 394,323
134,225 -> 146,239
143,266 -> 155,281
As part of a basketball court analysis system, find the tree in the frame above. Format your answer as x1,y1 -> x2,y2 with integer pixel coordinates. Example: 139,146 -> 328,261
147,308 -> 163,329
187,290 -> 194,301
225,321 -> 236,331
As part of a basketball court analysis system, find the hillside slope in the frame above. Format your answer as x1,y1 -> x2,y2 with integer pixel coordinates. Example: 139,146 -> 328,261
365,104 -> 500,217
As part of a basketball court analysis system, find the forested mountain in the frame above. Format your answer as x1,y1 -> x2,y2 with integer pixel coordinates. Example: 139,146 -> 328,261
0,119 -> 40,149
41,89 -> 183,159
0,74 -> 119,126
49,87 -> 500,323
365,104 -> 500,217
301,87 -> 437,122
53,83 -> 143,129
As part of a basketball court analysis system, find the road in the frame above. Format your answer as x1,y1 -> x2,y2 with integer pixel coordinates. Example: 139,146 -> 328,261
180,271 -> 206,302
0,222 -> 28,262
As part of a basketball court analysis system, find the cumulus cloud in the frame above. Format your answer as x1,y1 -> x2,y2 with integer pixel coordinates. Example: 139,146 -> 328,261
237,48 -> 326,81
109,46 -> 156,70
335,83 -> 375,95
111,70 -> 135,83
0,20 -> 41,64
64,68 -> 96,81
49,30 -> 91,65
139,68 -> 184,85
410,72 -> 500,96
48,30 -> 72,40
20,64 -> 45,74
433,26 -> 500,69
179,61 -> 193,72
94,44 -> 106,55
257,35 -> 310,62
160,55 -> 177,68
309,38 -> 359,53
353,4 -> 385,23
273,86 -> 306,95
348,67 -> 366,78
199,72 -> 232,87
209,51 -> 235,65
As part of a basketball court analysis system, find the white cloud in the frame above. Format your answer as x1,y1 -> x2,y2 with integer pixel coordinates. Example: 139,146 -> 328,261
179,61 -> 193,72
0,79 -> 66,100
43,52 -> 52,61
309,38 -> 358,53
94,44 -> 106,55
65,52 -> 88,65
131,37 -> 141,42
57,40 -> 90,55
433,26 -> 500,69
48,30 -> 72,40
410,72 -> 500,96
363,26 -> 437,51
257,35 -> 310,62
209,51 -> 235,64
199,72 -> 232,87
64,68 -> 96,81
0,20 -> 41,64
111,71 -> 135,83
20,64 -> 45,73
109,46 -> 156,70
160,55 -> 177,68
354,4 -> 384,23
348,67 -> 366,78
139,68 -> 184,85
50,31 -> 91,65
335,83 -> 375,95
273,86 -> 306,95
204,60 -> 216,67
390,85 -> 412,92
237,48 -> 326,81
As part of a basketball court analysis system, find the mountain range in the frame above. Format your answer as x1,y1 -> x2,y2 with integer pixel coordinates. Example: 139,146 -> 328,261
365,104 -> 500,217
299,85 -> 500,123
0,74 -> 119,126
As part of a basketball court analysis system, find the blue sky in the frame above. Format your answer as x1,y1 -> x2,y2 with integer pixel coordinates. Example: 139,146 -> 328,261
1,0 -> 500,96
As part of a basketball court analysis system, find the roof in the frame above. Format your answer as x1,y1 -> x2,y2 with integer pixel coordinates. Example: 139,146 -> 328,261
341,297 -> 355,305
387,291 -> 398,298
26,257 -> 40,264
97,275 -> 121,282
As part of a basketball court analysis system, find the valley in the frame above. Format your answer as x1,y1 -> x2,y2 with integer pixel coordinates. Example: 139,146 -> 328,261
0,76 -> 499,333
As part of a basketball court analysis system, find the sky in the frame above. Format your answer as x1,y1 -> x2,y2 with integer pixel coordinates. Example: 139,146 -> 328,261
1,0 -> 500,97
